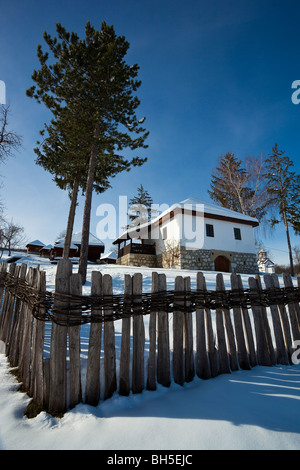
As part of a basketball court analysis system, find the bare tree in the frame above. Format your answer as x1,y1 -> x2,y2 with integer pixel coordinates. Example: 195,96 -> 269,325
0,105 -> 22,162
1,220 -> 25,257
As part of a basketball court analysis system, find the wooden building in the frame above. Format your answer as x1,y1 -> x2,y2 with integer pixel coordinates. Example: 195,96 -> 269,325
54,231 -> 104,262
26,240 -> 45,254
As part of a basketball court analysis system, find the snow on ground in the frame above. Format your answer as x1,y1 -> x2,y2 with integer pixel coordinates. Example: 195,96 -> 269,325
1,254 -> 300,450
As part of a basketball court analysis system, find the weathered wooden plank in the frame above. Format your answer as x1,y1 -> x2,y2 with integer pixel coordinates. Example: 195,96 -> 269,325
230,273 -> 251,370
197,272 -> 218,377
0,263 -> 17,345
157,273 -> 170,387
103,274 -> 116,400
184,277 -> 195,382
195,273 -> 211,379
30,269 -> 46,405
237,275 -> 257,367
282,273 -> 300,343
7,263 -> 27,365
0,261 -> 7,314
85,271 -> 103,406
132,273 -> 145,394
173,276 -> 184,385
263,274 -> 289,365
255,275 -> 276,365
248,276 -> 273,366
270,274 -> 294,361
147,272 -> 157,391
21,267 -> 36,393
48,259 -> 72,416
119,274 -> 132,395
216,274 -> 230,374
68,273 -> 82,409
217,273 -> 238,372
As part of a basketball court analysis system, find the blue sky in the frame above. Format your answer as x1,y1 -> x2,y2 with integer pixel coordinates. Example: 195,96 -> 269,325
1,0 -> 300,264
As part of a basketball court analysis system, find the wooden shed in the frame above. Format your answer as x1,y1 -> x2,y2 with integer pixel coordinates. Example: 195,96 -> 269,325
54,231 -> 105,262
26,240 -> 45,254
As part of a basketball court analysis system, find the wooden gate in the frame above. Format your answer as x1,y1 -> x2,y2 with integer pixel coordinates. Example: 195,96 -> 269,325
214,255 -> 230,272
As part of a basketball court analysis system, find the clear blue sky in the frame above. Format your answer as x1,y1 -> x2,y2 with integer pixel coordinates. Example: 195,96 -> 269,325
1,0 -> 300,264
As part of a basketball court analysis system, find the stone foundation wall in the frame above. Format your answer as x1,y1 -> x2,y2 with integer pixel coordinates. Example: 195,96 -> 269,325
117,247 -> 258,274
116,253 -> 157,268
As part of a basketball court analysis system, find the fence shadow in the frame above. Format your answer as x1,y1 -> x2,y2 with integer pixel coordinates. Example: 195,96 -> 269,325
91,365 -> 300,435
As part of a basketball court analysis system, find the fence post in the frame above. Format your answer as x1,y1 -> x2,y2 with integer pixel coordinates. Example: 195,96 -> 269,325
20,267 -> 36,392
157,273 -> 170,387
184,276 -> 195,382
30,269 -> 46,405
264,274 -> 291,364
237,275 -> 257,367
132,273 -> 145,394
218,273 -> 238,372
147,272 -> 157,391
255,275 -> 276,365
230,273 -> 251,370
173,276 -> 184,385
7,263 -> 28,366
248,276 -> 273,366
119,274 -> 132,395
197,272 -> 218,377
282,273 -> 300,343
0,261 -> 8,314
103,274 -> 116,400
0,263 -> 17,346
85,271 -> 103,405
216,273 -> 231,374
48,259 -> 72,416
69,273 -> 82,409
195,273 -> 211,379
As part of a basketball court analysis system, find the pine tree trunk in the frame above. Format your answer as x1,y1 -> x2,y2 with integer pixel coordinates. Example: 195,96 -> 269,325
78,126 -> 100,285
283,211 -> 294,276
63,178 -> 79,260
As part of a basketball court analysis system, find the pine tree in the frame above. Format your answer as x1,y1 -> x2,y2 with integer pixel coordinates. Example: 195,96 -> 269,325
127,184 -> 156,228
27,21 -> 149,283
264,143 -> 300,276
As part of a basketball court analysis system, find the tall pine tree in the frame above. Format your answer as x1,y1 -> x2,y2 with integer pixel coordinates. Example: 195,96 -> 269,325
127,184 -> 156,228
27,22 -> 149,283
264,143 -> 300,276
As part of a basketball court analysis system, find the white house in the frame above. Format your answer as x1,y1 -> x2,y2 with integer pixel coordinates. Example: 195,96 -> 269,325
113,197 -> 259,274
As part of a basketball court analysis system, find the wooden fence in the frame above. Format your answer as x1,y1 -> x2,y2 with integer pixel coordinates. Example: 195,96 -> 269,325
0,258 -> 300,418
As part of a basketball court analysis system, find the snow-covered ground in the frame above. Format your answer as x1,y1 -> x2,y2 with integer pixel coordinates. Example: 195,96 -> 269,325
1,253 -> 300,450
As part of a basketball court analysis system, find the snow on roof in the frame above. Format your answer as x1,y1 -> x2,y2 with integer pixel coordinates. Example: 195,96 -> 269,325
54,240 -> 78,249
55,231 -> 104,247
101,251 -> 117,260
26,240 -> 45,247
113,197 -> 259,243
40,244 -> 53,250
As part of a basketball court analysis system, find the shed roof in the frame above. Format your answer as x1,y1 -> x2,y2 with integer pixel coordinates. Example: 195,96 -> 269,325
55,231 -> 104,247
26,240 -> 45,247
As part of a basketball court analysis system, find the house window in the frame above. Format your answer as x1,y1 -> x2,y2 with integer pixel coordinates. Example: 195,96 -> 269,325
234,228 -> 241,240
162,227 -> 167,240
206,224 -> 214,237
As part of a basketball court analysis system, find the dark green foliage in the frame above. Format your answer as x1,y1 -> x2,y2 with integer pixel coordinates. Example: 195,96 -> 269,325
264,143 -> 300,275
127,184 -> 156,228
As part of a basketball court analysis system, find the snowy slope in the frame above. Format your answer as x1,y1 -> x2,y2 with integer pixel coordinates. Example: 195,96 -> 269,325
0,256 -> 300,450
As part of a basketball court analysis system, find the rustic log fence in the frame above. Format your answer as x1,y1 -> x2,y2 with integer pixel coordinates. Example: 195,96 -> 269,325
0,258 -> 300,417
